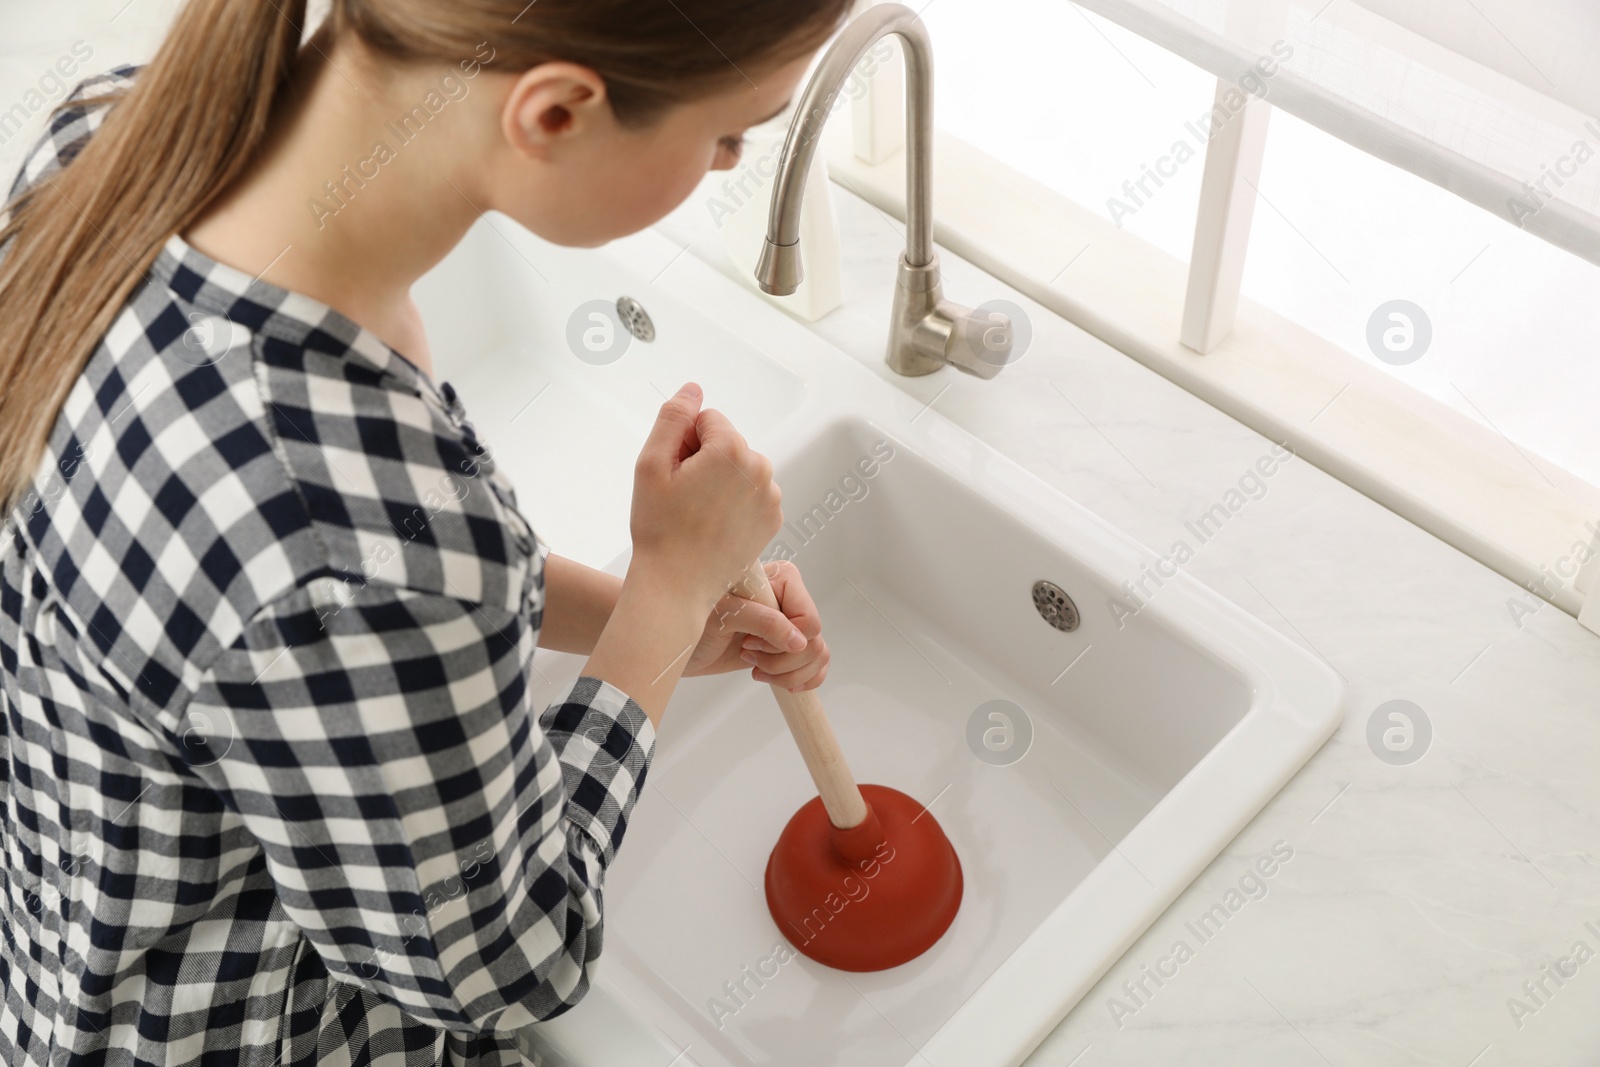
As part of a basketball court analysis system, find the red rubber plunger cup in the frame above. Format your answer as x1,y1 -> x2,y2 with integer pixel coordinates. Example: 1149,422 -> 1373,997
733,563 -> 963,972
766,784 -> 962,971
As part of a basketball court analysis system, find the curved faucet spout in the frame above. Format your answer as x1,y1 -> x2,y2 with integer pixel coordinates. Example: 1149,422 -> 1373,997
756,3 -> 932,295
754,2 -> 1015,379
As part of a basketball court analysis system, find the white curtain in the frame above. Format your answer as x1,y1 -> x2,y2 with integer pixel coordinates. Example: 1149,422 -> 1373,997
1069,0 -> 1600,266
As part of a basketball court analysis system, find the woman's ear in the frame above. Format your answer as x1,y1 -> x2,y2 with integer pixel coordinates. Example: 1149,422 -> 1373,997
501,62 -> 611,159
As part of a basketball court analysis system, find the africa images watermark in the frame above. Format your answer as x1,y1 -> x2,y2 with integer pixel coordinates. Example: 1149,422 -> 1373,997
1504,917 -> 1600,1031
305,446 -> 498,633
704,837 -> 897,1031
1505,118 -> 1600,229
692,439 -> 898,649
307,42 -> 497,229
703,943 -> 802,1030
704,38 -> 897,228
1107,839 -> 1295,1028
759,439 -> 897,566
1108,442 -> 1296,629
1106,40 -> 1293,228
1505,520 -> 1600,628
9,314 -> 253,524
15,837 -> 99,924
351,836 -> 499,982
0,41 -> 95,147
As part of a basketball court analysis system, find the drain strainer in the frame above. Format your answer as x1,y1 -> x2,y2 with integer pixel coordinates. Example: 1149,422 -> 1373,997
615,296 -> 655,342
1031,579 -> 1080,632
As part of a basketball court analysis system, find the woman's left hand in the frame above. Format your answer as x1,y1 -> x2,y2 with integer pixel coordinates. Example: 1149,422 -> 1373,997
684,560 -> 830,692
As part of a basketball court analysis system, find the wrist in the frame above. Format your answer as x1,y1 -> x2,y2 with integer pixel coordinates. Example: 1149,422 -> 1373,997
618,559 -> 713,642
624,551 -> 719,617
584,559 -> 715,727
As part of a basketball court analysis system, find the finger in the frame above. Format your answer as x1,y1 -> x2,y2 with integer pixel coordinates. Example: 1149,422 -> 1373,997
740,648 -> 807,674
763,560 -> 822,640
739,633 -> 802,653
741,636 -> 828,677
640,383 -> 703,471
752,656 -> 829,692
690,408 -> 746,466
713,594 -> 806,651
694,410 -> 773,487
677,412 -> 701,464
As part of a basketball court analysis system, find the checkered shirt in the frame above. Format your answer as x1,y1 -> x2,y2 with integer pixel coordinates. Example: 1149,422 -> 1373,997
0,68 -> 655,1067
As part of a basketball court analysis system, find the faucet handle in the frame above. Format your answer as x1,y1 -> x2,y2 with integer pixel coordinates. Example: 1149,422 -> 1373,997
912,299 -> 1014,380
951,301 -> 1016,378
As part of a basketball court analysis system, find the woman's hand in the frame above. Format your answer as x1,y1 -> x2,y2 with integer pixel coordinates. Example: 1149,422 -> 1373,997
626,383 -> 784,613
585,383 -> 785,726
685,560 -> 830,692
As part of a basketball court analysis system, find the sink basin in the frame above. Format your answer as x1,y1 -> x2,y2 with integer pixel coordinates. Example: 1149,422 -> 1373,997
413,217 -> 1344,1067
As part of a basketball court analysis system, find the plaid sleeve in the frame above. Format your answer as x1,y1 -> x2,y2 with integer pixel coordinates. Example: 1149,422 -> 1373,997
4,65 -> 138,205
182,575 -> 655,1032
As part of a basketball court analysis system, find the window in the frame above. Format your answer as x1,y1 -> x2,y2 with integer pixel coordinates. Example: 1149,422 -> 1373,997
925,0 -> 1212,264
1245,109 -> 1600,492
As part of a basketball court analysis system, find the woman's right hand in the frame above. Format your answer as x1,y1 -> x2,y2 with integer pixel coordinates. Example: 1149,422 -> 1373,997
627,382 -> 784,609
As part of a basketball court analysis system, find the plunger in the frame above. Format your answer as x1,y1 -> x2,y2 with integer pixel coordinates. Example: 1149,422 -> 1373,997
732,561 -> 963,972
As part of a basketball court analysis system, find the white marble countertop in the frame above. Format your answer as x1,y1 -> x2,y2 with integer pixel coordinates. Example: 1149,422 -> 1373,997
654,181 -> 1600,1066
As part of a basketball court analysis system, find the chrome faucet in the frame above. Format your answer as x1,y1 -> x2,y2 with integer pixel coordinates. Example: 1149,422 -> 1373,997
755,2 -> 1015,379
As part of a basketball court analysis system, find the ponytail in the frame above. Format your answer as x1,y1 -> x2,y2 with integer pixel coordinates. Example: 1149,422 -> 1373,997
0,0 -> 306,514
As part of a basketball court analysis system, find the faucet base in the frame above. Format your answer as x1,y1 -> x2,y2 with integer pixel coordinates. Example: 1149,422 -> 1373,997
886,254 -> 1011,380
887,256 -> 947,377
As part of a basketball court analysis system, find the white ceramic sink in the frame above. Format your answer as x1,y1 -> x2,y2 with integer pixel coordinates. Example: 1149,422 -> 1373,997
412,216 -> 1344,1067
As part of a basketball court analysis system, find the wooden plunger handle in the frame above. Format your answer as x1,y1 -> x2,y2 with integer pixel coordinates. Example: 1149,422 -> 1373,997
731,560 -> 869,830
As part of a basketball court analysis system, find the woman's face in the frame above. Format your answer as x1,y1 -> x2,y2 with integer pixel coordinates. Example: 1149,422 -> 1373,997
480,52 -> 816,247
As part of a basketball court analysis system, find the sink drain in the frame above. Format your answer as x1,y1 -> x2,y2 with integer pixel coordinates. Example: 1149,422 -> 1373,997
1031,580 -> 1080,632
615,296 -> 655,342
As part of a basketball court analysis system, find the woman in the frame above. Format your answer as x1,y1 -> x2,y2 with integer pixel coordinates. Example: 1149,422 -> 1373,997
0,0 -> 852,1062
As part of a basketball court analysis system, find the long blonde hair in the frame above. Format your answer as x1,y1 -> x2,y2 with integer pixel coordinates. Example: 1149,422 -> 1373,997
0,0 -> 850,516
